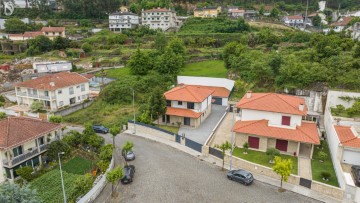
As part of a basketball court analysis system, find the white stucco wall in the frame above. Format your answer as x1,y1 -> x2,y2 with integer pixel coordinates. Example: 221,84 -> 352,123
240,109 -> 302,127
222,98 -> 228,106
170,95 -> 211,113
326,90 -> 360,109
177,76 -> 235,91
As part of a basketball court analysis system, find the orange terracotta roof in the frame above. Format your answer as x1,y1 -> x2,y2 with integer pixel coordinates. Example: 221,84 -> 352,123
286,15 -> 303,19
82,73 -> 95,79
8,34 -> 24,37
0,117 -> 62,150
231,9 -> 245,13
164,85 -> 214,103
15,72 -> 89,91
335,126 -> 360,148
41,27 -> 65,32
23,31 -> 43,37
236,93 -> 307,115
143,8 -> 172,12
166,107 -> 202,118
331,17 -> 353,26
186,85 -> 230,98
232,120 -> 320,144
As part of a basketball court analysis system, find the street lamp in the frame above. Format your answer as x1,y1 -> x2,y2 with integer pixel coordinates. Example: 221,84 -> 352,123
58,152 -> 67,203
130,88 -> 136,134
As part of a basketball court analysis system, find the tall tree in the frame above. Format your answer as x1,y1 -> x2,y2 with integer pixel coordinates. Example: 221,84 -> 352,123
148,87 -> 166,125
109,126 -> 120,165
312,15 -> 322,26
0,183 -> 41,203
4,18 -> 28,34
154,32 -> 167,52
128,48 -> 152,75
214,141 -> 232,170
155,48 -> 184,75
106,166 -> 124,197
273,156 -> 292,190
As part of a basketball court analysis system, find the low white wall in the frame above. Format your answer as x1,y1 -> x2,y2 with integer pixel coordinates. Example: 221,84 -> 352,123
0,108 -> 20,116
326,90 -> 360,109
77,157 -> 114,203
127,122 -> 175,142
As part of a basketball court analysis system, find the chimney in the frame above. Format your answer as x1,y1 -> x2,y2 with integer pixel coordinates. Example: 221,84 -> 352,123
299,103 -> 304,111
246,90 -> 252,99
50,82 -> 55,87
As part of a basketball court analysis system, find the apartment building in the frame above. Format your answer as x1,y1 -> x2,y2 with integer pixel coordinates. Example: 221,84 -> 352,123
141,8 -> 180,31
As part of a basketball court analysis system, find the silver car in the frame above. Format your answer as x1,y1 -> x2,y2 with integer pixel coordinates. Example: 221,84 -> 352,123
125,151 -> 135,161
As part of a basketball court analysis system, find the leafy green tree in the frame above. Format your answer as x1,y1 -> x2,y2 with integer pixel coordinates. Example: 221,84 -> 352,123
88,134 -> 105,152
28,36 -> 53,53
155,48 -> 184,75
81,42 -> 92,53
97,160 -> 110,173
128,48 -> 152,75
148,87 -> 166,124
53,37 -> 70,50
354,43 -> 360,58
259,4 -> 265,15
243,142 -> 249,153
16,166 -> 34,182
215,141 -> 232,170
47,140 -> 71,161
99,144 -> 113,161
106,166 -> 124,197
49,115 -> 62,123
73,174 -> 94,199
347,101 -> 360,117
4,18 -> 28,33
318,151 -> 328,162
266,148 -> 280,163
0,183 -> 41,203
154,32 -> 167,52
167,37 -> 186,56
63,130 -> 82,147
0,112 -> 6,119
273,156 -> 293,190
222,42 -> 246,69
109,126 -> 120,148
121,141 -> 134,164
30,100 -> 44,112
270,8 -> 280,18
312,15 -> 322,26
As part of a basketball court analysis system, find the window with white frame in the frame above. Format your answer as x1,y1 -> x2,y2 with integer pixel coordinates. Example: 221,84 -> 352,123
69,87 -> 74,95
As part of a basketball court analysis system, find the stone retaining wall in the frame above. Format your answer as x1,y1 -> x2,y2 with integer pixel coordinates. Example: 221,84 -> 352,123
311,181 -> 344,200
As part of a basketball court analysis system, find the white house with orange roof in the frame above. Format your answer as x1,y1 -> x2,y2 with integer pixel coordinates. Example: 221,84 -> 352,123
160,84 -> 213,128
15,72 -> 90,111
332,126 -> 360,166
177,76 -> 234,106
141,7 -> 180,31
233,91 -> 320,158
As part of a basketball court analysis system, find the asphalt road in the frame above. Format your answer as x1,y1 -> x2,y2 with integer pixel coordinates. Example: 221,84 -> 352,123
97,133 -> 321,203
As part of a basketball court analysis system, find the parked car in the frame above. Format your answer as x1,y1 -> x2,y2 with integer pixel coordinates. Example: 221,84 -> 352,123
227,169 -> 254,185
351,165 -> 360,186
92,125 -> 109,134
124,151 -> 135,161
121,165 -> 135,184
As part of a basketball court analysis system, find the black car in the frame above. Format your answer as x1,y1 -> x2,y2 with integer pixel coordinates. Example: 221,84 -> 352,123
121,165 -> 135,184
351,165 -> 360,186
92,125 -> 109,134
227,169 -> 254,185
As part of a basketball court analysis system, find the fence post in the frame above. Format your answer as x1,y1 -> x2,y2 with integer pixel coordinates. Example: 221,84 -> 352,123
202,145 -> 209,155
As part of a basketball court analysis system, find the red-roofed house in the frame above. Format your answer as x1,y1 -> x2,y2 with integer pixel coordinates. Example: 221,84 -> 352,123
332,125 -> 360,165
15,72 -> 90,111
0,117 -> 62,183
330,17 -> 353,32
283,15 -> 304,27
233,91 -> 320,158
160,84 -> 214,128
41,26 -> 66,40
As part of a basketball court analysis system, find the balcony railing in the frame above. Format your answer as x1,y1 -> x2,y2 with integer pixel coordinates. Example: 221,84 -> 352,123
3,148 -> 39,167
17,92 -> 27,96
39,95 -> 50,100
40,144 -> 49,152
17,92 -> 55,100
28,93 -> 39,98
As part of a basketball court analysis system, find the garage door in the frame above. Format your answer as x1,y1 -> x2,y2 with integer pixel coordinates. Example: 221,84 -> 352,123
248,136 -> 260,149
276,139 -> 288,152
342,149 -> 360,165
212,97 -> 222,105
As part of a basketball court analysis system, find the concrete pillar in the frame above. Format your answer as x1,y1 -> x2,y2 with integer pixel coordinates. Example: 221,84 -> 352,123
202,145 -> 209,155
39,154 -> 42,165
6,151 -> 11,166
10,169 -> 14,180
310,144 -> 314,159
297,142 -> 300,157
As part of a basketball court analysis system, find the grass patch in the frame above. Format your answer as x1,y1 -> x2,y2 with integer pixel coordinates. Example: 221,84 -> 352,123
63,99 -> 135,127
330,107 -> 360,118
62,156 -> 95,175
158,125 -> 179,134
30,169 -> 81,203
233,147 -> 298,175
311,142 -> 339,187
180,60 -> 227,78
102,67 -> 130,79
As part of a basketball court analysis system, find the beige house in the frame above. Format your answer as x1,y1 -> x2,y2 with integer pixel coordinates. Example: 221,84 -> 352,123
233,92 -> 320,158
0,117 -> 62,183
194,6 -> 222,18
41,26 -> 66,40
160,85 -> 213,128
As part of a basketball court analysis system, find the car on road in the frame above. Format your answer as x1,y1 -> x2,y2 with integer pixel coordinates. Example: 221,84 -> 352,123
121,165 -> 135,184
227,169 -> 254,185
92,125 -> 109,134
124,151 -> 135,161
351,165 -> 360,186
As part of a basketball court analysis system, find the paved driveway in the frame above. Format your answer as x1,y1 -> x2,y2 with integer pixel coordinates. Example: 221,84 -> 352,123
96,133 -> 321,203
178,105 -> 227,144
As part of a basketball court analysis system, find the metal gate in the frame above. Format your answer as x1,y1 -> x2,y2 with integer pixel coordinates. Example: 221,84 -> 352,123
209,147 -> 223,159
299,178 -> 312,189
175,134 -> 181,143
185,138 -> 202,152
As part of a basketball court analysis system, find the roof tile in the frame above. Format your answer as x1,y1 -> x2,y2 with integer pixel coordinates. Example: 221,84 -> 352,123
166,107 -> 202,118
164,85 -> 214,103
335,125 -> 360,148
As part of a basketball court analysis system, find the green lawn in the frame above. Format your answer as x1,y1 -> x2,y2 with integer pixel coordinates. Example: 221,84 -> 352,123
180,60 -> 227,78
311,142 -> 339,187
101,67 -> 130,79
233,147 -> 298,175
158,125 -> 179,134
62,156 -> 95,175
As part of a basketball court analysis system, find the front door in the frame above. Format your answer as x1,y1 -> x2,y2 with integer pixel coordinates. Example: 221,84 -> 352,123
276,139 -> 288,152
248,136 -> 260,149
184,117 -> 190,126
166,115 -> 170,123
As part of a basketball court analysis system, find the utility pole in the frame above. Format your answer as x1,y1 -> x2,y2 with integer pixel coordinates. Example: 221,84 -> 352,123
132,88 -> 136,134
58,152 -> 67,203
304,0 -> 309,29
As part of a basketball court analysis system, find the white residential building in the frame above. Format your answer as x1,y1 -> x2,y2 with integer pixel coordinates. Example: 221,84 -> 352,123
141,8 -> 180,31
109,12 -> 139,32
347,22 -> 360,40
0,116 -> 62,183
330,17 -> 353,32
15,72 -> 90,111
33,61 -> 72,73
283,15 -> 304,27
